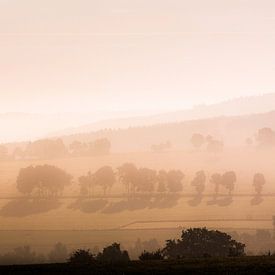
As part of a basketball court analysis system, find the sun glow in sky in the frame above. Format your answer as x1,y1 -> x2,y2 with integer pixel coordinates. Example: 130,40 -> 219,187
0,0 -> 275,114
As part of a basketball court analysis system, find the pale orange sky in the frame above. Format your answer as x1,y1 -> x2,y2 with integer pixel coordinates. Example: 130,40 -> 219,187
0,0 -> 275,113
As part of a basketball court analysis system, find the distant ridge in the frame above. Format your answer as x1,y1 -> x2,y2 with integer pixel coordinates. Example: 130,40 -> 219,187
50,93 -> 275,137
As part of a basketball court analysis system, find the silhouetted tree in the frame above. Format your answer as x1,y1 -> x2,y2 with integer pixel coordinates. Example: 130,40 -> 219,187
0,246 -> 45,265
221,171 -> 237,195
163,228 -> 245,258
117,163 -> 139,194
17,165 -> 72,197
136,168 -> 157,193
191,171 -> 206,195
79,171 -> 94,197
96,243 -> 130,263
93,166 -> 115,195
25,139 -> 67,159
253,173 -> 265,195
210,173 -> 222,199
256,127 -> 275,148
166,170 -> 184,192
89,138 -> 111,156
68,249 -> 94,265
69,141 -> 87,157
157,170 -> 168,192
191,134 -> 205,149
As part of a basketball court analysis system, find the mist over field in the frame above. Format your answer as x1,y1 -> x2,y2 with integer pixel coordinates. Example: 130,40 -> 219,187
1,0 -> 275,272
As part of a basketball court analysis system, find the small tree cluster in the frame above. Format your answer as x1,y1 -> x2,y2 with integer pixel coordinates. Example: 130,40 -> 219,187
162,228 -> 245,258
17,165 -> 72,197
68,243 -> 130,265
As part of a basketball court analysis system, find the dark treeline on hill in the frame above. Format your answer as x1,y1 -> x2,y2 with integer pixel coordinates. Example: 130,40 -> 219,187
5,228 -> 275,274
2,228 -> 275,275
0,228 -> 245,266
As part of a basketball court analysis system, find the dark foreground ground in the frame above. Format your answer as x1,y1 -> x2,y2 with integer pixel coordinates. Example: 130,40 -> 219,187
1,257 -> 275,274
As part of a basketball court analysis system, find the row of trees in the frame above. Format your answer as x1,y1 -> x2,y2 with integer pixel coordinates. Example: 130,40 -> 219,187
191,134 -> 224,153
16,163 -> 266,198
6,138 -> 111,161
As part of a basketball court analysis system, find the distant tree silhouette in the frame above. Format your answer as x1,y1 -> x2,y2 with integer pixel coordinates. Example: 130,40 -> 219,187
166,170 -> 184,192
17,165 -> 72,197
163,228 -> 245,258
139,249 -> 164,261
69,141 -> 87,157
210,173 -> 222,197
25,139 -> 67,159
89,138 -> 111,156
136,168 -> 157,193
157,170 -> 168,192
191,171 -> 206,195
0,246 -> 45,265
79,171 -> 94,197
69,138 -> 111,157
221,171 -> 237,195
206,138 -> 223,153
48,243 -> 68,263
93,166 -> 115,195
68,249 -> 94,265
151,141 -> 171,153
256,127 -> 275,148
96,243 -> 130,263
190,134 -> 205,149
253,173 -> 265,195
117,163 -> 139,194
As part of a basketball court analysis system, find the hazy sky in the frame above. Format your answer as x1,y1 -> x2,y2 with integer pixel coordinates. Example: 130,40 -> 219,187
0,0 -> 275,114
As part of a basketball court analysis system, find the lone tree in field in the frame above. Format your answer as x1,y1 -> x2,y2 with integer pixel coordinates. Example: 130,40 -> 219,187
253,173 -> 265,195
96,243 -> 130,263
17,165 -> 72,197
163,228 -> 245,258
190,133 -> 205,149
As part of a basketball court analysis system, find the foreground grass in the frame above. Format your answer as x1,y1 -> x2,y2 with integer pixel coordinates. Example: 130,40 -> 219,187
1,256 -> 275,274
